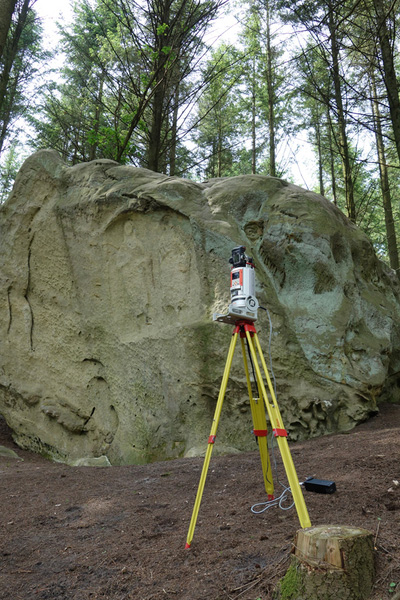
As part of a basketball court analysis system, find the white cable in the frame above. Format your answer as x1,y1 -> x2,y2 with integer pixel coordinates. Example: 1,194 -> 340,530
251,485 -> 294,514
259,305 -> 277,398
251,482 -> 305,514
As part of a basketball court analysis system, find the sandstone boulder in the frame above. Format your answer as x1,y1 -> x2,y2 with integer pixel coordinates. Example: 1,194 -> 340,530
0,150 -> 399,464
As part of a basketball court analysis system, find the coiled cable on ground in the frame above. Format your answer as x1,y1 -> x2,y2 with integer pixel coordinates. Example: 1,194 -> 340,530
250,483 -> 304,514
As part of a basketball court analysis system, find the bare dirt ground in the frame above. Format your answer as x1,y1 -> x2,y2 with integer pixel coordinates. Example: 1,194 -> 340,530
0,403 -> 399,600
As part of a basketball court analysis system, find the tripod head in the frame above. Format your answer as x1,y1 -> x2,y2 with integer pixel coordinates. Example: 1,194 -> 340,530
214,246 -> 259,324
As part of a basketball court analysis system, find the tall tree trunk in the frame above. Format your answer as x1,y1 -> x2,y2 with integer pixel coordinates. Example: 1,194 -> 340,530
314,113 -> 325,196
0,0 -> 17,61
327,0 -> 356,221
370,68 -> 399,276
217,123 -> 222,177
372,0 -> 400,165
88,77 -> 104,161
0,0 -> 30,112
169,81 -> 180,176
146,2 -> 171,173
0,71 -> 17,154
147,82 -> 166,172
326,107 -> 338,205
265,0 -> 276,177
251,56 -> 256,174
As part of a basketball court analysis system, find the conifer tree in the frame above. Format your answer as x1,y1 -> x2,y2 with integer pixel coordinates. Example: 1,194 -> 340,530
0,0 -> 46,157
32,0 -> 227,172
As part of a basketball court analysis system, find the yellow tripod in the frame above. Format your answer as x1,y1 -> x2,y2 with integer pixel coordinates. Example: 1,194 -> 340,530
185,319 -> 311,549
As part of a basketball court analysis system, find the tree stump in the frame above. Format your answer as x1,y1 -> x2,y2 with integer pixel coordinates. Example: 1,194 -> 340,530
274,525 -> 374,600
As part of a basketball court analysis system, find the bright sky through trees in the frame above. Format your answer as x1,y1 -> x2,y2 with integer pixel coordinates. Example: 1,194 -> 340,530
34,0 -> 73,40
30,0 -> 315,187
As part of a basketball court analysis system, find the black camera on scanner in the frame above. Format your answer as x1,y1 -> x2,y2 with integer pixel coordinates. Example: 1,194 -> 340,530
229,246 -> 251,269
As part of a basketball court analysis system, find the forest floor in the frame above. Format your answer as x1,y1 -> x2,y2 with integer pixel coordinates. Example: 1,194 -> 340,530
0,403 -> 399,600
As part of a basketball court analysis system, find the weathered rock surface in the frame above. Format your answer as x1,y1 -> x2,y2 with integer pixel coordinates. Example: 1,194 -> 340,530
0,150 -> 399,464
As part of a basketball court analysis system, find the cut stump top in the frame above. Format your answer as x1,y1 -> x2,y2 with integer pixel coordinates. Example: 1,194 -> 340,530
293,525 -> 374,570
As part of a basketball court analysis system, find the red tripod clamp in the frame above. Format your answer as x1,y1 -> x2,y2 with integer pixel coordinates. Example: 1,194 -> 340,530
233,320 -> 257,338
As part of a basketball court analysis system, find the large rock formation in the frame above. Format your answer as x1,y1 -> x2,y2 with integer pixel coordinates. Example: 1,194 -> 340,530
0,150 -> 399,465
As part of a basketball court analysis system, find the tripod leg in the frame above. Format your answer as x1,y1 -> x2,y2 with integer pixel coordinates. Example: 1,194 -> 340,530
253,332 -> 286,424
185,330 -> 239,549
240,337 -> 274,499
245,330 -> 311,529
